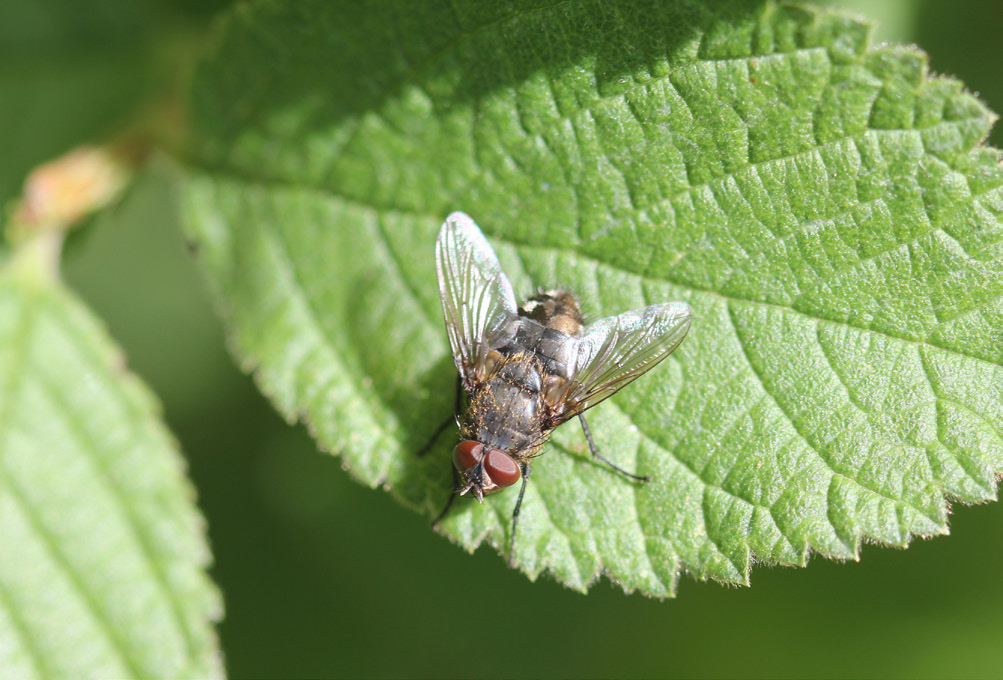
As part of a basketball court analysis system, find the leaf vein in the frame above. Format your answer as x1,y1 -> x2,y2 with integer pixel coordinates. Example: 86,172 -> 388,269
1,437 -> 144,677
607,399 -> 760,570
725,300 -> 941,528
371,213 -> 437,325
0,565 -> 47,680
196,161 -> 1001,375
32,365 -> 198,663
0,299 -> 49,680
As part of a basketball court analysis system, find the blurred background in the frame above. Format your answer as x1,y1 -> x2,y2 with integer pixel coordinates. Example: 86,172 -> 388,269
5,1 -> 1001,677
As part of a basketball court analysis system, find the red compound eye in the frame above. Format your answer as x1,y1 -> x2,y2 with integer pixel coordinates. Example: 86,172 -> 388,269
452,441 -> 484,472
483,449 -> 521,488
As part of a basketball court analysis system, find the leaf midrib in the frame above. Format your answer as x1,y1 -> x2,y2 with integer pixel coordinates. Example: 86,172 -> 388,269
190,164 -> 1001,376
0,294 -> 49,680
31,312 -> 200,667
0,284 -> 202,678
0,295 -> 148,677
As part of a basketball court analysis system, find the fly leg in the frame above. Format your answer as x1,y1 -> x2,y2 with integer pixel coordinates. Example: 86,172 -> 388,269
416,376 -> 462,457
507,462 -> 532,567
415,416 -> 455,458
431,467 -> 460,529
578,413 -> 651,483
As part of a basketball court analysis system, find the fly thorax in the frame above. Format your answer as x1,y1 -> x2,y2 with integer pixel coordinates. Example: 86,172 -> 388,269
519,289 -> 583,326
533,327 -> 576,379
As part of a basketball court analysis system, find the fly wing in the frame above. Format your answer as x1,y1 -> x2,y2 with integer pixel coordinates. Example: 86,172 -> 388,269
435,212 -> 519,388
557,302 -> 692,422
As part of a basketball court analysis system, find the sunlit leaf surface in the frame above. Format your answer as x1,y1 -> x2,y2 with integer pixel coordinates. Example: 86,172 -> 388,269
183,0 -> 1002,596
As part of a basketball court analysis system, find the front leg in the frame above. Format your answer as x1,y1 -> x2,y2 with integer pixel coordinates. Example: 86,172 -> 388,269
431,466 -> 460,529
507,461 -> 532,567
415,376 -> 462,458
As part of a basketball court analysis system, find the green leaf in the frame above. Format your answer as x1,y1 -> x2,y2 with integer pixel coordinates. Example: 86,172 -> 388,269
0,0 -> 230,210
0,238 -> 223,678
0,0 -> 166,208
181,0 -> 1003,596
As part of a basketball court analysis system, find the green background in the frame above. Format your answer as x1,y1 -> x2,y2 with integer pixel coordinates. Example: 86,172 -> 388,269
11,0 -> 999,677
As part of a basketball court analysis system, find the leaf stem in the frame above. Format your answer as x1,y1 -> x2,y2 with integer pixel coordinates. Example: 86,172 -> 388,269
6,228 -> 64,288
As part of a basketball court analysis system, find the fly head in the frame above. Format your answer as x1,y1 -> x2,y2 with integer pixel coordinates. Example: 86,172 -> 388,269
452,440 -> 521,501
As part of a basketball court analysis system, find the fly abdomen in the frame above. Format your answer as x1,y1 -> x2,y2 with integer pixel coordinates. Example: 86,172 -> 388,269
494,355 -> 542,391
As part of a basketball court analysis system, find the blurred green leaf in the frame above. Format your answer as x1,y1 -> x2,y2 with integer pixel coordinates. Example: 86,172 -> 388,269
0,1 -> 144,206
0,240 -> 223,678
182,0 -> 1002,596
0,0 -> 219,210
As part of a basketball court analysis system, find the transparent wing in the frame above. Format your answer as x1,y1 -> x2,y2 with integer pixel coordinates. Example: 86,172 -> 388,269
557,302 -> 692,423
435,212 -> 519,387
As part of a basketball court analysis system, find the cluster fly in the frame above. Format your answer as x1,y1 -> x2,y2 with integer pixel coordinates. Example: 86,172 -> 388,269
424,211 -> 692,564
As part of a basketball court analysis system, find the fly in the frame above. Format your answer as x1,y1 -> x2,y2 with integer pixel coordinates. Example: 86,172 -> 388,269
424,212 -> 692,565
